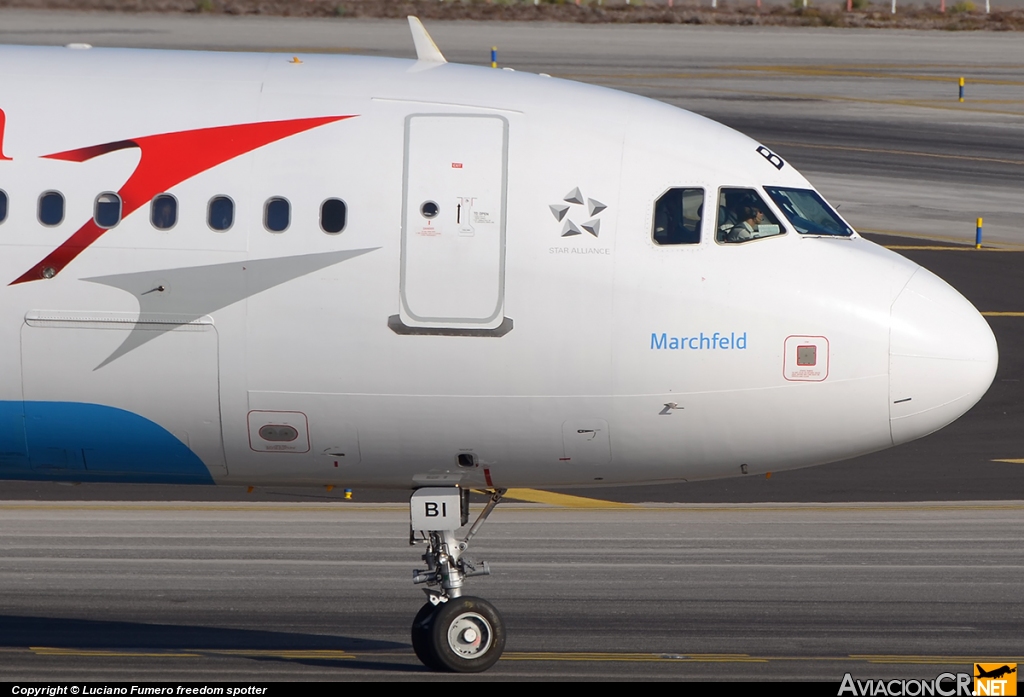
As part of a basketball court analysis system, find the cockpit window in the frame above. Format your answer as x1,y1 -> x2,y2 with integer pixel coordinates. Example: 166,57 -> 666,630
653,188 -> 703,246
716,188 -> 785,244
764,187 -> 853,237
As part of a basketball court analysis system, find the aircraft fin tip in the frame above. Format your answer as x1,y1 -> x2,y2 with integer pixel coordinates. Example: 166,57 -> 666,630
407,16 -> 446,64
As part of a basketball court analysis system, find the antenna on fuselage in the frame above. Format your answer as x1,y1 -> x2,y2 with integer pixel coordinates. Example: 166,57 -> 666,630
407,16 -> 446,64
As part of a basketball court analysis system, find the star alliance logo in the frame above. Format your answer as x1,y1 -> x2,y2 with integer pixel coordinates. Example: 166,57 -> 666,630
549,187 -> 606,238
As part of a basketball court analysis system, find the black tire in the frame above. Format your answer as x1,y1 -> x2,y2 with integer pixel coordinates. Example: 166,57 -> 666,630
428,596 -> 506,673
411,601 -> 442,670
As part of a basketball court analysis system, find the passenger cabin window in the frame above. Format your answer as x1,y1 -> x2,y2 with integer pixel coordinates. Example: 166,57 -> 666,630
0,190 -> 7,224
653,188 -> 703,245
151,194 -> 178,230
716,188 -> 785,244
764,187 -> 853,237
38,191 -> 65,227
264,197 -> 290,233
208,196 -> 234,231
320,198 -> 347,234
94,192 -> 122,229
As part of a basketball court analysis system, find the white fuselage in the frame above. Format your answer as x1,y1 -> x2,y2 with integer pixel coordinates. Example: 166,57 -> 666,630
0,45 -> 997,490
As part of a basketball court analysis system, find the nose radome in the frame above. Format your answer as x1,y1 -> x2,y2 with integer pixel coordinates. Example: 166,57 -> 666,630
889,267 -> 998,446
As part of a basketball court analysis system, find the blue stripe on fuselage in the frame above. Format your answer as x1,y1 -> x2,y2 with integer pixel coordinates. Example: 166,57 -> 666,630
0,401 -> 214,484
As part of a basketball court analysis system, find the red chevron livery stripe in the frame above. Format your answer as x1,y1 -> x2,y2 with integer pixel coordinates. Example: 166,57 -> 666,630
11,114 -> 355,285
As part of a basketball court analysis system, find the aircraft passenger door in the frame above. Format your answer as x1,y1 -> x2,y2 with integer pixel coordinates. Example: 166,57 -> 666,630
397,114 -> 509,333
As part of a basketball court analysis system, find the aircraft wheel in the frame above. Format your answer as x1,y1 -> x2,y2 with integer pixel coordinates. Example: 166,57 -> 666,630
411,601 -> 442,670
427,596 -> 505,673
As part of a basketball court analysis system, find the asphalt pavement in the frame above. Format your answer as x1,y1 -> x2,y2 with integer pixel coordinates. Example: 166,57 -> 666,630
1,501 -> 1021,681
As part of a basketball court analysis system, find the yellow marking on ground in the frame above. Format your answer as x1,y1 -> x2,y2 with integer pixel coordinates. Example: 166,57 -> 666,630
208,649 -> 354,660
860,227 -> 1024,250
962,99 -> 1024,105
631,503 -> 1024,514
503,488 -> 636,509
573,65 -> 1024,88
31,647 -> 199,658
983,312 -> 1024,317
18,645 -> 1024,666
993,458 -> 1024,463
885,246 -> 1024,253
766,139 -> 1024,167
501,651 -> 1024,664
0,503 -> 400,513
853,654 -> 1024,664
597,79 -> 1024,118
781,63 -> 1024,70
502,651 -> 765,663
30,646 -> 353,661
3,502 -> 1021,516
497,501 -> 1024,514
730,65 -> 1024,87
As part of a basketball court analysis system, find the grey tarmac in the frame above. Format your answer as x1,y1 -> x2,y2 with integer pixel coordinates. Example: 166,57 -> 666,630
0,501 -> 1022,680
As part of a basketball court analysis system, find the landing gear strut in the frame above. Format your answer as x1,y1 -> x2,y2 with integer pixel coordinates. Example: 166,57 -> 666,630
409,487 -> 505,672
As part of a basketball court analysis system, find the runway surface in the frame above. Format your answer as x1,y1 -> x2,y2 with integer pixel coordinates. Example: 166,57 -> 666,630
1,501 -> 1022,681
0,13 -> 1022,680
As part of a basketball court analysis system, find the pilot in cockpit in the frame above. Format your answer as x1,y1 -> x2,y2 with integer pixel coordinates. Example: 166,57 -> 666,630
726,204 -> 765,243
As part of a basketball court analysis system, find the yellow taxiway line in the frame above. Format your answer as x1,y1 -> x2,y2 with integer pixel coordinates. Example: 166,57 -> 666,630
567,66 -> 1024,88
861,228 -> 1024,250
886,246 -> 1024,253
501,652 -> 767,663
2,501 -> 1022,514
30,647 -> 200,658
766,139 -> 1024,168
503,488 -> 637,509
21,646 -> 1024,666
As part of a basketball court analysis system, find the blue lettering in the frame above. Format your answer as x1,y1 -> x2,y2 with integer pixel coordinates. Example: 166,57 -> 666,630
649,331 -> 748,350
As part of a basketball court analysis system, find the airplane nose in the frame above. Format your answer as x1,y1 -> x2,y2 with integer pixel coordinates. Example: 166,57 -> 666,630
889,267 -> 998,446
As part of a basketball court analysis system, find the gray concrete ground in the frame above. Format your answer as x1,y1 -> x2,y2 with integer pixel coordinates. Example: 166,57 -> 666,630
1,501 -> 1021,680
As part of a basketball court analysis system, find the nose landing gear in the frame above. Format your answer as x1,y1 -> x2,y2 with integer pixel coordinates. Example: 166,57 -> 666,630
409,487 -> 506,672
412,595 -> 505,672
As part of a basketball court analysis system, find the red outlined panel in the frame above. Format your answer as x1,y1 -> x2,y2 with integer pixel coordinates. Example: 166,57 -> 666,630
783,335 -> 829,382
12,114 -> 356,285
0,108 -> 12,161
